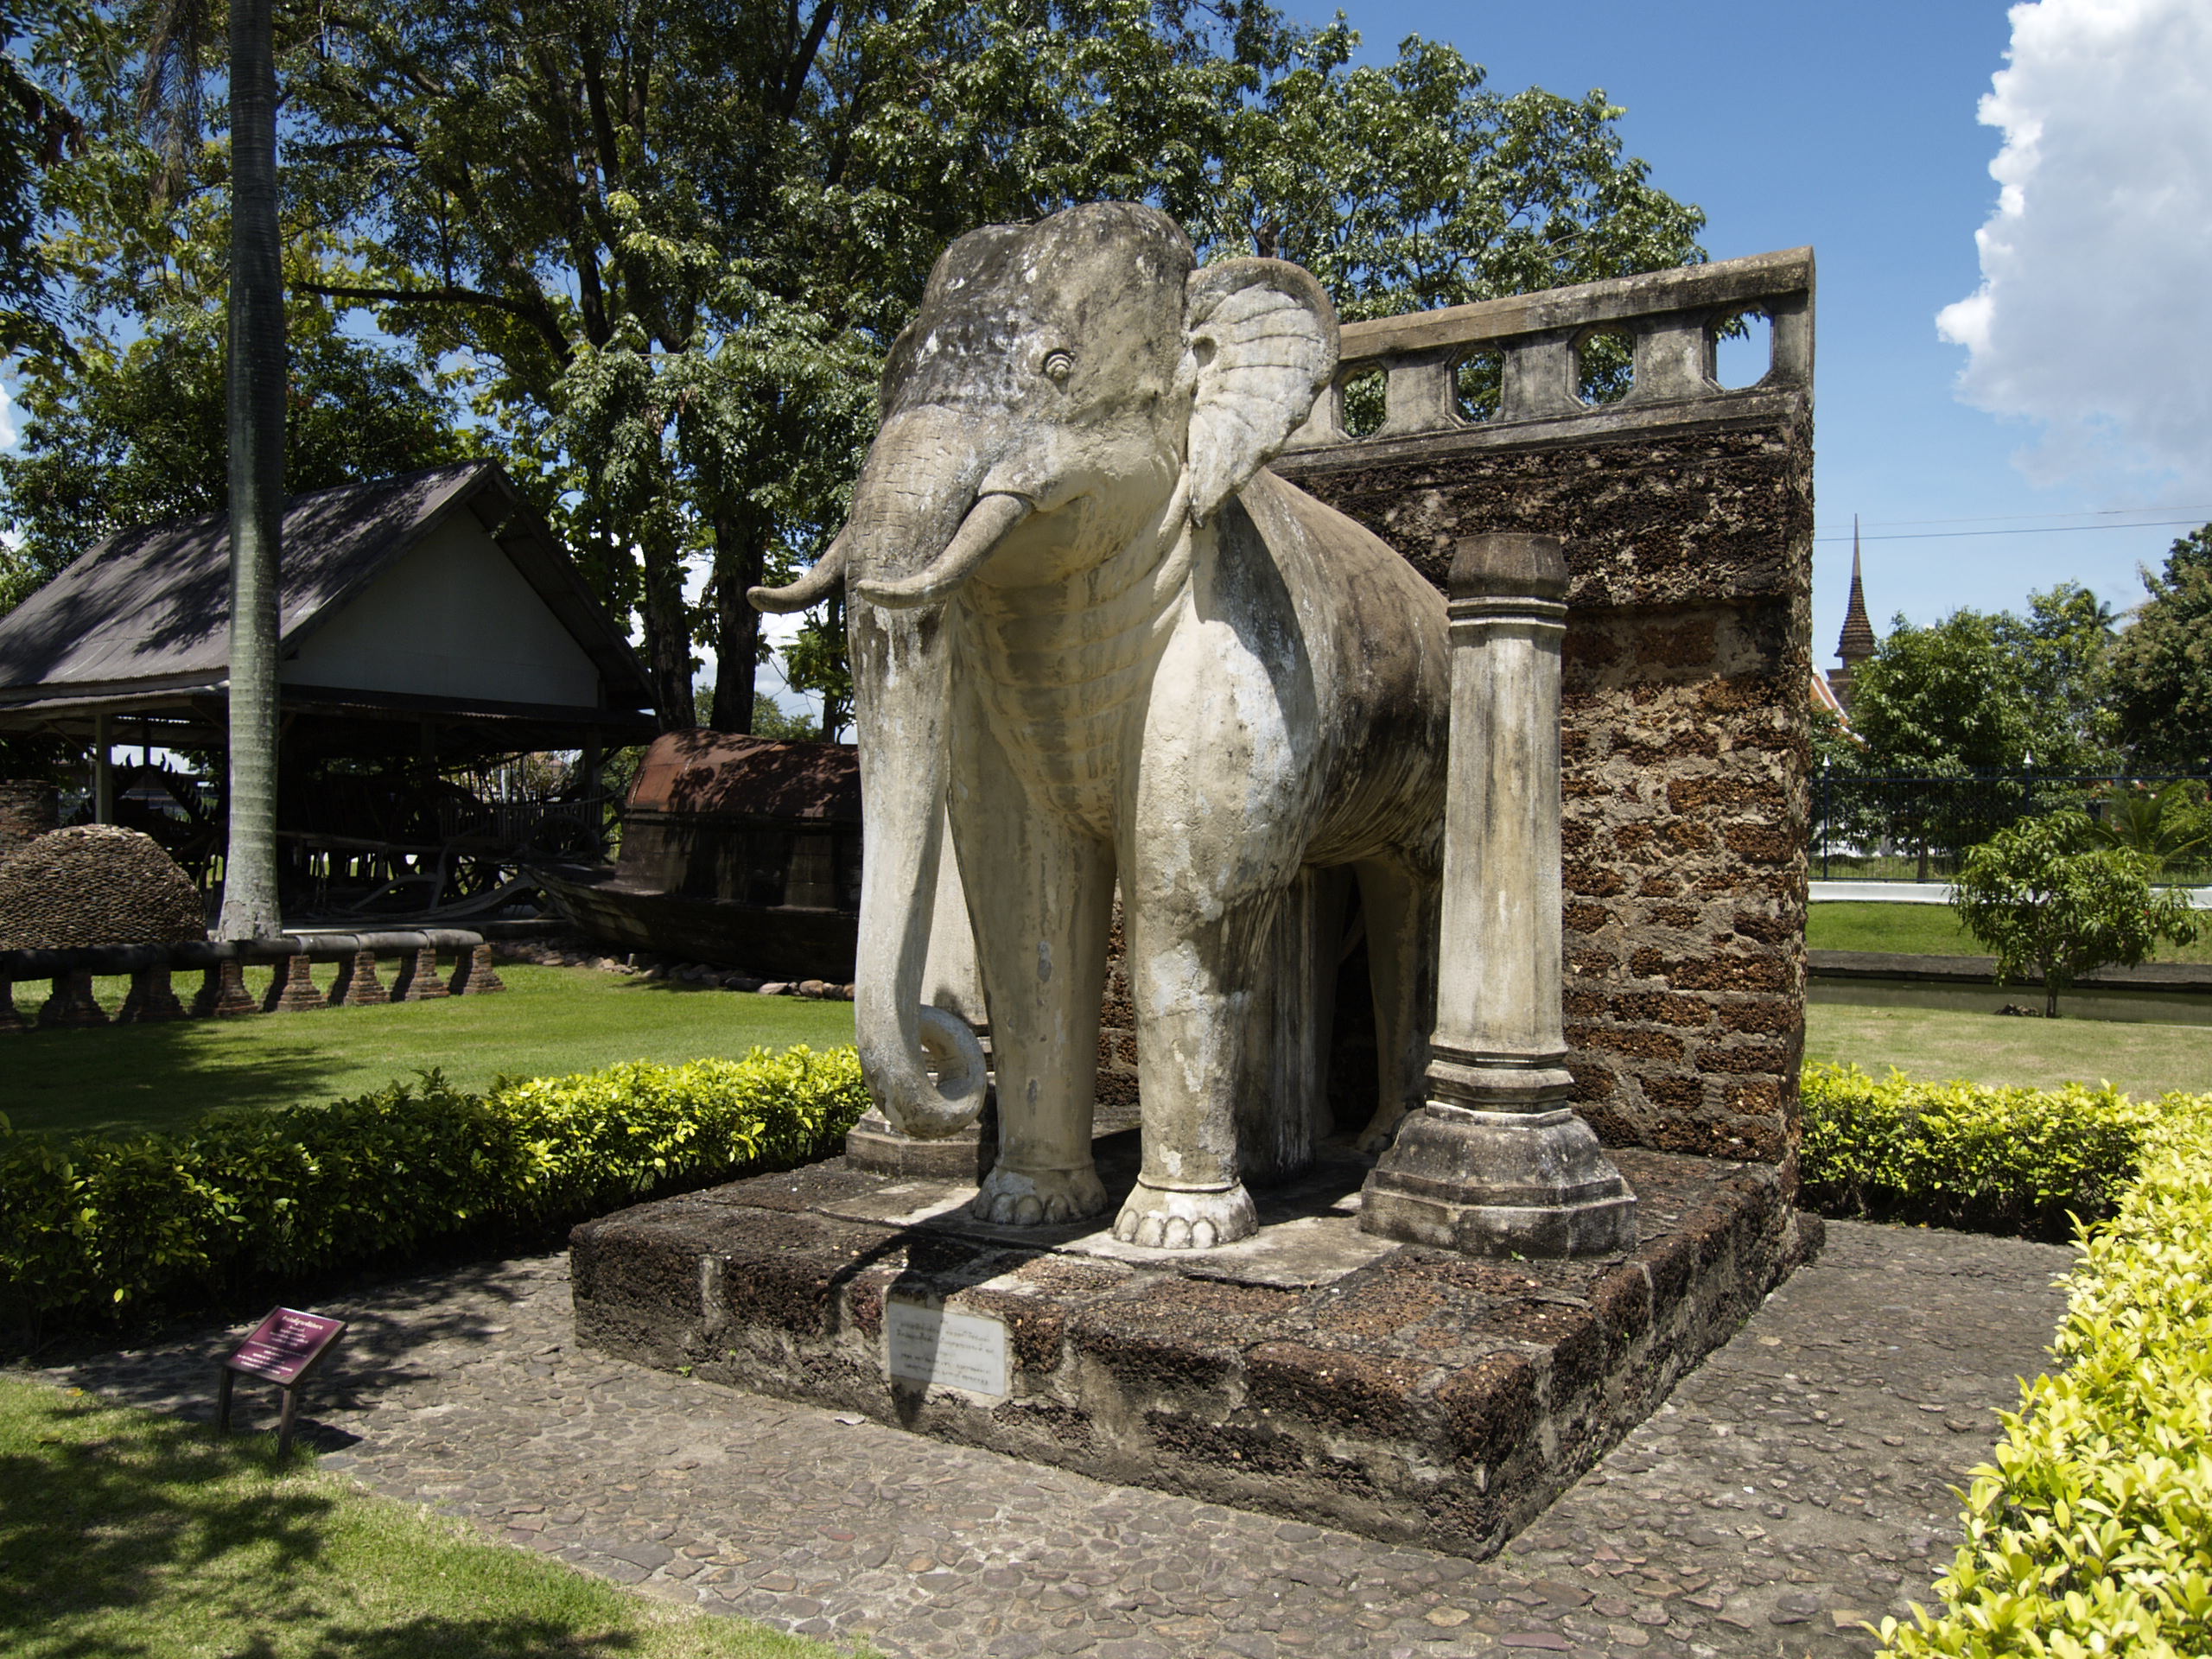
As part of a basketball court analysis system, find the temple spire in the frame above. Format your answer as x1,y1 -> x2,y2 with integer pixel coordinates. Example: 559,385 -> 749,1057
1827,517 -> 1878,716
1836,517 -> 1877,664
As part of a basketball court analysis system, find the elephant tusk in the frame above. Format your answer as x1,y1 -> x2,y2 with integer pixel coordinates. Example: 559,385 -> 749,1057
855,493 -> 1033,611
747,537 -> 848,614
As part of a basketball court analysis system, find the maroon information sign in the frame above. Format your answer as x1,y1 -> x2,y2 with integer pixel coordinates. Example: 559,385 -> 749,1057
217,1306 -> 347,1451
228,1307 -> 346,1385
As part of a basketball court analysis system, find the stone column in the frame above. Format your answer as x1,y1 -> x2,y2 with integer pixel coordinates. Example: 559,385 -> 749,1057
450,942 -> 506,995
39,971 -> 109,1028
118,965 -> 188,1022
1361,533 -> 1637,1257
391,945 -> 448,1001
331,948 -> 388,1006
264,952 -> 327,1012
194,960 -> 259,1018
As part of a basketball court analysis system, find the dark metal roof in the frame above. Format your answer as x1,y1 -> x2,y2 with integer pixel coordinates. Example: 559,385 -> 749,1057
0,461 -> 657,721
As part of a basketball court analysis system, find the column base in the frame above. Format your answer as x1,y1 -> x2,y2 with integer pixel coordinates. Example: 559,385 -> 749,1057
1360,1103 -> 1638,1258
843,1108 -> 997,1183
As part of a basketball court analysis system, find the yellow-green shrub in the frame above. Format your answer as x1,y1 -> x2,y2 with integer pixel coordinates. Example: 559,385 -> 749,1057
1882,1093 -> 2212,1659
0,1046 -> 866,1331
1800,1063 -> 2160,1239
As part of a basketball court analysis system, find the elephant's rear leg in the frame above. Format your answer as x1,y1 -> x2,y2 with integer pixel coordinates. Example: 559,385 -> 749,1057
1352,854 -> 1438,1154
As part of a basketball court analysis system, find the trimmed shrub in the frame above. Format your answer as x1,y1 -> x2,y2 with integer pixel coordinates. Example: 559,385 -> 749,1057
1800,1062 -> 2160,1240
0,1046 -> 865,1329
1881,1098 -> 2212,1659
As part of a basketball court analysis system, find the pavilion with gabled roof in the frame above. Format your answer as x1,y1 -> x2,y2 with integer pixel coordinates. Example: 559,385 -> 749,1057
0,460 -> 658,763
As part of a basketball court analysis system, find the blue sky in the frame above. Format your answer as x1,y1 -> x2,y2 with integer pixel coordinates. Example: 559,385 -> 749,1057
1325,0 -> 2212,668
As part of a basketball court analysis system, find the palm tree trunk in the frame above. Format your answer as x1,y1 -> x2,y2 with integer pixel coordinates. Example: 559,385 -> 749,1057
217,0 -> 284,940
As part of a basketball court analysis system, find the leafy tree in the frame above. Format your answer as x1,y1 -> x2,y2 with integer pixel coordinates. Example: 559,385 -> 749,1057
1849,592 -> 2115,779
2111,524 -> 2212,772
0,0 -> 84,360
0,302 -> 470,585
750,694 -> 823,742
1950,813 -> 2198,1017
270,0 -> 1704,730
16,0 -> 1707,734
1992,582 -> 2120,771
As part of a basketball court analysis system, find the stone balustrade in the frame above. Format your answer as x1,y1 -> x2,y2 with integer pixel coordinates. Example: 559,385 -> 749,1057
1286,246 -> 1814,452
0,927 -> 503,1032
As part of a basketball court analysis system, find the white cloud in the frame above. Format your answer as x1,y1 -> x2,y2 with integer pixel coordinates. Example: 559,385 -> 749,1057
0,381 -> 16,450
1936,0 -> 2212,494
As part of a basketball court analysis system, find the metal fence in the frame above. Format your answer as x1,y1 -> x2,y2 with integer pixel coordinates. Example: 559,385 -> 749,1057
1812,771 -> 2212,883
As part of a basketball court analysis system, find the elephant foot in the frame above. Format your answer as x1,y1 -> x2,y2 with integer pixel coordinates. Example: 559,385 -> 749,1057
971,1164 -> 1109,1227
1356,1104 -> 1413,1155
1111,1181 -> 1258,1250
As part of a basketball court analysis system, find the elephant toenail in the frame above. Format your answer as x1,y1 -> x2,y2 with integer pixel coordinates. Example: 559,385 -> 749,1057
1192,1219 -> 1217,1249
1136,1215 -> 1165,1248
1015,1196 -> 1043,1224
1162,1217 -> 1192,1249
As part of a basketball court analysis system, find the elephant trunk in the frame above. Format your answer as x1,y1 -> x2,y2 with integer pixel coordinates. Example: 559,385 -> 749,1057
838,413 -> 1017,1139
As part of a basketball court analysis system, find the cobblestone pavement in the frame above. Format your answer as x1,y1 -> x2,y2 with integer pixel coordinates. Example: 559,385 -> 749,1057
34,1220 -> 2072,1659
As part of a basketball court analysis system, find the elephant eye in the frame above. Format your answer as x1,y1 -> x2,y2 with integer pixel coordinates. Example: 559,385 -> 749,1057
1041,350 -> 1074,385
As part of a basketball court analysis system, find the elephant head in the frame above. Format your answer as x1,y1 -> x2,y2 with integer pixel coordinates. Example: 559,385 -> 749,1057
750,202 -> 1339,1141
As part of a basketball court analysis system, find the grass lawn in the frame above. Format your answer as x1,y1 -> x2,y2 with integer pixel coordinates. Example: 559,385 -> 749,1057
1804,1001 -> 2212,1096
0,1373 -> 837,1658
6,965 -> 857,1140
1808,900 -> 2212,963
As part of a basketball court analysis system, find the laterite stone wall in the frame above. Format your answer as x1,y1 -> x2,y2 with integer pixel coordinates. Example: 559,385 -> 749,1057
1279,407 -> 1815,1166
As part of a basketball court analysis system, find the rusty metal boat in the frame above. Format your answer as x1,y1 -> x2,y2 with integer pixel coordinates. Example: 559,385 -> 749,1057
533,729 -> 861,979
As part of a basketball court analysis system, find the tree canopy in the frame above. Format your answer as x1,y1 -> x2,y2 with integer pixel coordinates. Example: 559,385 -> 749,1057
3,0 -> 1712,734
1840,586 -> 2118,779
2111,524 -> 2212,773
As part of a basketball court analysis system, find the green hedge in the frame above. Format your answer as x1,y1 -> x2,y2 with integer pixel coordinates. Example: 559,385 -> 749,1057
1882,1096 -> 2212,1659
1799,1063 -> 2163,1240
0,1047 -> 866,1329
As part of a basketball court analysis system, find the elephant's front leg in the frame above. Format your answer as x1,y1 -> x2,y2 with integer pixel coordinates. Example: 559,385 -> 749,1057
1112,618 -> 1306,1249
954,712 -> 1116,1226
1115,882 -> 1282,1248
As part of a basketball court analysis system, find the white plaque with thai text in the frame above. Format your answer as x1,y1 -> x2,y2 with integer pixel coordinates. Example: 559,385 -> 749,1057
884,1299 -> 1010,1400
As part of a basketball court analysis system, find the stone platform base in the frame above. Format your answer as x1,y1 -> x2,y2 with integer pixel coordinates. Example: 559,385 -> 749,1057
570,1131 -> 1819,1558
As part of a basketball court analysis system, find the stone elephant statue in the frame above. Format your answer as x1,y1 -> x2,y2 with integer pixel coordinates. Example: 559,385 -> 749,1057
753,201 -> 1449,1249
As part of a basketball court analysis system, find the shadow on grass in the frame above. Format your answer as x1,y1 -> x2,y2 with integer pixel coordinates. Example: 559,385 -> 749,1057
244,1618 -> 650,1658
0,1397 -> 334,1650
3,1013 -> 361,1140
0,1387 -> 659,1659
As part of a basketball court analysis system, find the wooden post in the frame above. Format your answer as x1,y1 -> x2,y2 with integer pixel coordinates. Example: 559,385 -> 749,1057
92,713 -> 114,824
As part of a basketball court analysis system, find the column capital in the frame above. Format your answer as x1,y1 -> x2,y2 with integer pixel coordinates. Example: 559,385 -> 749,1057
1447,532 -> 1568,603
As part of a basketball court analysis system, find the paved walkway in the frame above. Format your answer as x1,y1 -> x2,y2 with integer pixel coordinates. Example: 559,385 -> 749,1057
35,1220 -> 2073,1659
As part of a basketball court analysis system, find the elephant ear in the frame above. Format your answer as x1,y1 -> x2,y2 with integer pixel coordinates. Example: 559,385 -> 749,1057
1183,258 -> 1340,525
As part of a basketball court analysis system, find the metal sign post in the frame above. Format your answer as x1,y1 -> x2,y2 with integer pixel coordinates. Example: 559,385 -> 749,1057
217,1306 -> 347,1453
